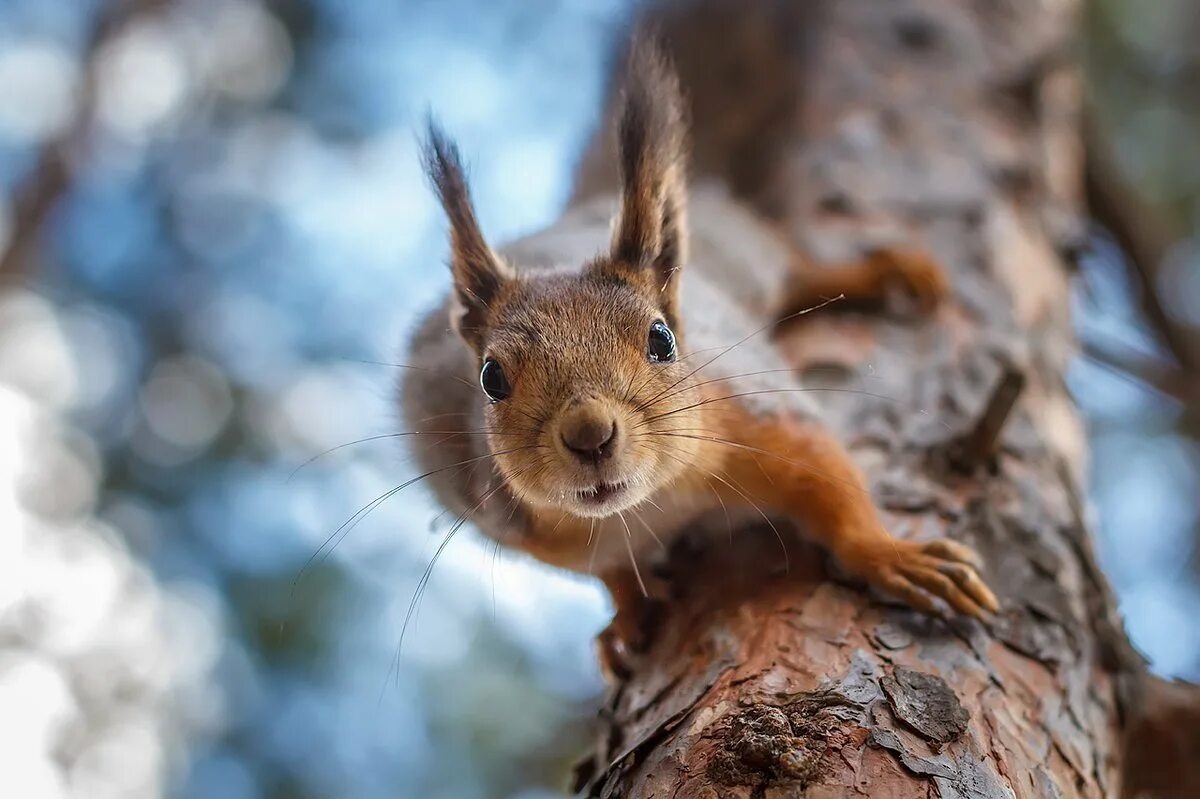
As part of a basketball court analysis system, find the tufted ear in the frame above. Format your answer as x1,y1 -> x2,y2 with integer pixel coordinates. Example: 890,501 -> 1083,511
609,37 -> 689,327
422,120 -> 513,351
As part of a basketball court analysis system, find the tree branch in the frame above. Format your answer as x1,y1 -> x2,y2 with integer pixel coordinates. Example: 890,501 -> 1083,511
1082,110 -> 1199,378
0,0 -> 167,279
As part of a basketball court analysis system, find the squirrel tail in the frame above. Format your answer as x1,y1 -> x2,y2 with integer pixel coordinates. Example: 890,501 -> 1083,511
572,0 -> 824,218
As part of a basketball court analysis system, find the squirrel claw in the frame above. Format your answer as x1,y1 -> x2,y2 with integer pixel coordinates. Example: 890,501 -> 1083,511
850,537 -> 999,619
597,623 -> 634,681
596,596 -> 664,680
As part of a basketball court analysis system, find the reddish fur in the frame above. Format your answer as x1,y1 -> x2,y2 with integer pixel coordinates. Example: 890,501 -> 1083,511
782,248 -> 950,318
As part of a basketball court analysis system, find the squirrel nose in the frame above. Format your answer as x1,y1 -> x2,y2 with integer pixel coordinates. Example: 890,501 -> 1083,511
559,404 -> 618,464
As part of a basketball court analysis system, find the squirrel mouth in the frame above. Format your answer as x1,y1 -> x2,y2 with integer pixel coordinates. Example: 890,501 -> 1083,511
575,481 -> 627,506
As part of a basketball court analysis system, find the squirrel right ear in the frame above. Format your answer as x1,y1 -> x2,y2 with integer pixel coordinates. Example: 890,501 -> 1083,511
609,37 -> 689,326
422,120 -> 513,351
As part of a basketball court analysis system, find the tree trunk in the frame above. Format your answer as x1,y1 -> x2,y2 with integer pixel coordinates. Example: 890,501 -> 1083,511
570,1 -> 1170,796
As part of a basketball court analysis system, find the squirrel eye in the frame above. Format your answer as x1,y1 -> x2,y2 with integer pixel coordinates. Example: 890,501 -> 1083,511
647,320 -> 677,363
479,358 -> 511,402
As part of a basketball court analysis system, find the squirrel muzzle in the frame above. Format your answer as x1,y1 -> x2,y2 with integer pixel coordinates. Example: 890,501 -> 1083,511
558,397 -> 620,465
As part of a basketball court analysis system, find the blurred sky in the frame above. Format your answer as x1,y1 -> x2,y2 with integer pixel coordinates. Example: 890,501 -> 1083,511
0,1 -> 1197,798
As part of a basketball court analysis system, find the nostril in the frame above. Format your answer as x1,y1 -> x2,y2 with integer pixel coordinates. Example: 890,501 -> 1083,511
561,420 -> 618,462
596,422 -> 617,456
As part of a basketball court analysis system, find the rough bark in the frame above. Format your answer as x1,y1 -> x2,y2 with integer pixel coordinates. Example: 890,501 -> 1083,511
569,1 -> 1169,796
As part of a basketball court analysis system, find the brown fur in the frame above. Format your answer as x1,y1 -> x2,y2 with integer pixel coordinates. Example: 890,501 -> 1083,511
421,121 -> 515,351
404,34 -> 997,656
610,38 -> 688,328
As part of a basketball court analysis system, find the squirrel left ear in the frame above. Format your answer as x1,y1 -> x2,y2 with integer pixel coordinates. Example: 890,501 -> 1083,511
422,119 -> 513,352
609,37 -> 688,328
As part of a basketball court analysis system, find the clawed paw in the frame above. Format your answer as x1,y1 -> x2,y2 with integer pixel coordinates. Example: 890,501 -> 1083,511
597,622 -> 634,681
846,537 -> 999,619
872,249 -> 951,312
596,595 -> 664,680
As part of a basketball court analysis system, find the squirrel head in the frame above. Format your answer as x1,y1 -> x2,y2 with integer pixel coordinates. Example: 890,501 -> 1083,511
422,40 -> 705,518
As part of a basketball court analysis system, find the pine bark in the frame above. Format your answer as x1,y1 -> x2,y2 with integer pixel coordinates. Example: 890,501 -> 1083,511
570,1 -> 1175,796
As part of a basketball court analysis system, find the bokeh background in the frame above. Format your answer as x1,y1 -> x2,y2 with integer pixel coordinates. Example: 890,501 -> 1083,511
0,1 -> 1196,797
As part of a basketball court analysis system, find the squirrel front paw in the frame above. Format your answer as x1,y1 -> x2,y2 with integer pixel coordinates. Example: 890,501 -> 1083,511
870,248 -> 950,312
597,622 -> 634,681
840,536 -> 999,618
596,598 -> 664,680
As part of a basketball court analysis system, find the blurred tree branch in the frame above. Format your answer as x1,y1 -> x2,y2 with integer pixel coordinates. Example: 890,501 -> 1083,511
1082,334 -> 1200,408
1083,113 -> 1198,375
0,0 -> 167,279
1082,0 -> 1200,430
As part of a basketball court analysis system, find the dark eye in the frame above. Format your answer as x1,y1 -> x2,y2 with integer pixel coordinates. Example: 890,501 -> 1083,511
479,358 -> 511,401
647,320 -> 676,363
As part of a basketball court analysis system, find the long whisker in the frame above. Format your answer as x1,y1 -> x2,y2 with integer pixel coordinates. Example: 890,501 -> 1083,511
510,405 -> 549,430
489,535 -> 502,621
703,475 -> 735,546
385,474 -> 519,695
629,506 -> 665,552
486,459 -> 549,617
617,511 -> 648,597
484,456 -> 557,620
640,363 -> 895,414
292,444 -> 541,590
638,367 -> 797,411
410,410 -> 475,425
428,456 -> 491,529
653,443 -> 789,573
633,295 -> 844,414
345,358 -> 478,391
646,430 -> 868,497
638,387 -> 940,429
643,424 -> 742,437
586,518 -> 599,575
549,511 -> 571,536
628,342 -> 804,410
621,365 -> 642,406
287,427 -> 538,481
289,432 -> 452,483
638,362 -> 892,417
706,468 -> 789,574
640,496 -> 665,514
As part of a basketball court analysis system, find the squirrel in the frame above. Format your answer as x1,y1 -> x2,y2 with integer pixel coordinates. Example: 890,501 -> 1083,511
401,35 -> 998,659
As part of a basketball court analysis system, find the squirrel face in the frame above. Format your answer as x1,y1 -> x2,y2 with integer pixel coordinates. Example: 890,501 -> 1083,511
423,40 -> 693,518
467,266 -> 703,518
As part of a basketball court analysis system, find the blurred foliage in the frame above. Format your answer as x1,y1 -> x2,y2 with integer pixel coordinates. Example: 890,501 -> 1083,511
0,1 -> 1197,798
